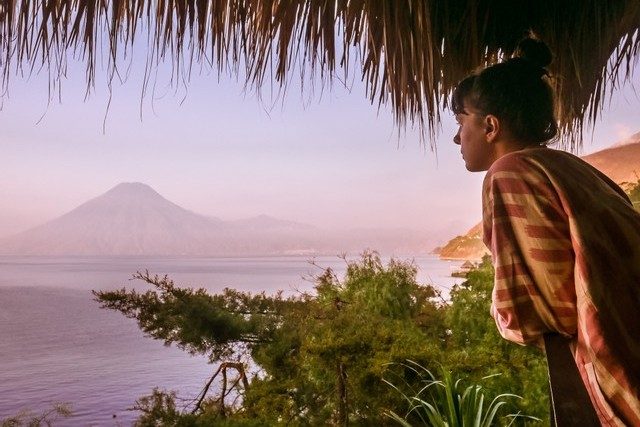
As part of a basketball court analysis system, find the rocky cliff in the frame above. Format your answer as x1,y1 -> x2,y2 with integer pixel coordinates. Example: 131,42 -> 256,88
434,222 -> 489,260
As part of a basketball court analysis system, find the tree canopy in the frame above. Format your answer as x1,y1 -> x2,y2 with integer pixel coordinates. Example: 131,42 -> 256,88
1,1 -> 638,148
94,252 -> 548,425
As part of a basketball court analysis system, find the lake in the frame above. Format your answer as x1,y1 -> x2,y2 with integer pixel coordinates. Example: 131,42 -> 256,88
0,255 -> 465,425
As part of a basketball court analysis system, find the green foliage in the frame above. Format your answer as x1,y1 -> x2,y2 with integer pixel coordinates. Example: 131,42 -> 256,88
95,251 -> 548,425
132,389 -> 263,427
623,178 -> 640,210
385,362 -> 539,426
93,271 -> 303,361
133,389 -> 185,427
244,252 -> 447,425
1,404 -> 72,427
444,257 -> 549,419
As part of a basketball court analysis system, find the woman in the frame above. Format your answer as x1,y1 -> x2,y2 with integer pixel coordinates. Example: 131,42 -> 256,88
452,36 -> 640,425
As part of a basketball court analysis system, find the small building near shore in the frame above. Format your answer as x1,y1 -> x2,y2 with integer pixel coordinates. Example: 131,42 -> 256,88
451,260 -> 476,278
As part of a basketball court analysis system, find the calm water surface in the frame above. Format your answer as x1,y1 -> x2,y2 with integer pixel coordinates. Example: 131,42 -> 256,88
0,255 -> 464,425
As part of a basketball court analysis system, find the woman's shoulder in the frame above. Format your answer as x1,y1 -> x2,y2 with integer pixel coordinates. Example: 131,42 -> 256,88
483,148 -> 557,196
490,146 -> 562,168
486,145 -> 629,203
487,147 -> 548,176
487,147 -> 587,178
484,147 -> 589,197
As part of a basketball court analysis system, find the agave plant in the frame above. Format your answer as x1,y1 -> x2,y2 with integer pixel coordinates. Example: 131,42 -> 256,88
384,360 -> 540,427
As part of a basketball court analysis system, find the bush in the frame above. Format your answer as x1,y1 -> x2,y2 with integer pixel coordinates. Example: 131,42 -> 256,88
96,252 -> 548,425
385,362 -> 540,426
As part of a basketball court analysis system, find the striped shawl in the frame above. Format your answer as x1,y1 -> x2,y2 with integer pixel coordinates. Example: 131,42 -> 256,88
483,147 -> 640,425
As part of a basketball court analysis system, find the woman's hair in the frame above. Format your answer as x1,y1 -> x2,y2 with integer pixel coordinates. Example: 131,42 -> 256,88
452,36 -> 558,145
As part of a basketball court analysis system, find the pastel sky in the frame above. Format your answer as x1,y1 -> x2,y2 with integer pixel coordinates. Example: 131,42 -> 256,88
0,52 -> 638,241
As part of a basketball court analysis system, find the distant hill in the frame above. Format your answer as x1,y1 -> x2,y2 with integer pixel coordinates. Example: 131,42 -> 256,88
436,133 -> 640,260
0,183 -> 311,255
582,132 -> 640,184
435,223 -> 489,260
0,182 -> 433,256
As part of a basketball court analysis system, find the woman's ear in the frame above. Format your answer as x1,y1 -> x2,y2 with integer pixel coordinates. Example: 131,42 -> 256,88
484,115 -> 500,143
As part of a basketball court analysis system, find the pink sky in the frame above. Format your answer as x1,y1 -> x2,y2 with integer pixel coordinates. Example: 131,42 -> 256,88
0,55 -> 638,242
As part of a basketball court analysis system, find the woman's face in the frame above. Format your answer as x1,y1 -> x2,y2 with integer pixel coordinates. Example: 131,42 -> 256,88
453,106 -> 494,172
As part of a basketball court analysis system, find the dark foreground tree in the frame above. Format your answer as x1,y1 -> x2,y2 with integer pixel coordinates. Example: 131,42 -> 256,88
94,251 -> 547,425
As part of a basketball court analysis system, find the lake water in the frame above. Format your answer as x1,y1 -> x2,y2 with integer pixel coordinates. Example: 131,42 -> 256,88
0,255 -> 464,425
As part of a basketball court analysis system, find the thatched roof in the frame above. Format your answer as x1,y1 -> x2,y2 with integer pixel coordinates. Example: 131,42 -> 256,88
0,1 -> 639,150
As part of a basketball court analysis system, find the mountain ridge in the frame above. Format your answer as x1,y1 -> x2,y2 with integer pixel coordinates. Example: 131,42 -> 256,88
0,182 -> 433,256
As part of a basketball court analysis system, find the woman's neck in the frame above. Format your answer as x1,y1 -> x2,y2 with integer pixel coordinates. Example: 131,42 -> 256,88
494,139 -> 543,162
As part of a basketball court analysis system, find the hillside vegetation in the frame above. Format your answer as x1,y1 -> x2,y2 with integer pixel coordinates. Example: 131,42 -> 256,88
435,223 -> 489,261
94,252 -> 547,425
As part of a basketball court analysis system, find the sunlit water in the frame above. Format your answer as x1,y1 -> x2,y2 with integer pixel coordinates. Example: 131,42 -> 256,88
0,255 -> 465,425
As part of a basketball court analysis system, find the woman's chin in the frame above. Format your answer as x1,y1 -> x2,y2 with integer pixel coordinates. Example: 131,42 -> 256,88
464,162 -> 486,173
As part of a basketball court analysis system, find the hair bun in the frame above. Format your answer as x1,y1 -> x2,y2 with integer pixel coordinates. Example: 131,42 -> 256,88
516,37 -> 552,69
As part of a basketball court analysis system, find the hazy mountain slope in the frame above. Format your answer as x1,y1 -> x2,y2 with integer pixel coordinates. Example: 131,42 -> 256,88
0,183 -> 433,256
582,132 -> 640,184
0,183 -> 228,255
437,134 -> 640,260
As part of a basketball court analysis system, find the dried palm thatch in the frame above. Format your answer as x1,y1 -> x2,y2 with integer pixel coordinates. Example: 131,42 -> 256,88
0,0 -> 638,149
